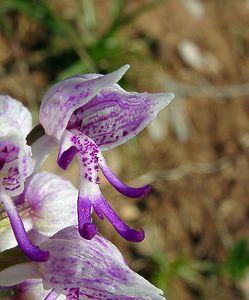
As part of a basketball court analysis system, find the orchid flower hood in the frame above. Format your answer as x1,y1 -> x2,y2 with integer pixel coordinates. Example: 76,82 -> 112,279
39,65 -> 175,242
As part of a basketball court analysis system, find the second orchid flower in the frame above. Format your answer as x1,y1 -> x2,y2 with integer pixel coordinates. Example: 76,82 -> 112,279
37,65 -> 174,242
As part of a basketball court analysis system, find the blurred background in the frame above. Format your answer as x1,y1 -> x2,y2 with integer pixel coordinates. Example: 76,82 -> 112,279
0,0 -> 249,299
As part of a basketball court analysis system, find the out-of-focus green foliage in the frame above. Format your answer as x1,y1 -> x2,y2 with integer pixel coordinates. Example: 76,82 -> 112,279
152,252 -> 217,291
153,239 -> 249,295
0,0 -> 163,79
223,239 -> 249,281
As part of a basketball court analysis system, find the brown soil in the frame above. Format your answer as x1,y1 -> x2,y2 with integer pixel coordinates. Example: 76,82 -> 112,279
0,1 -> 249,299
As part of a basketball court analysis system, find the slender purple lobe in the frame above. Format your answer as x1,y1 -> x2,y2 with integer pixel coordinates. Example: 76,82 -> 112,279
99,154 -> 150,198
94,194 -> 145,242
44,289 -> 60,300
0,192 -> 49,262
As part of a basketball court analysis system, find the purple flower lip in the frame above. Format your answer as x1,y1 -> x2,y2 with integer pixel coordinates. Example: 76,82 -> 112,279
59,130 -> 147,242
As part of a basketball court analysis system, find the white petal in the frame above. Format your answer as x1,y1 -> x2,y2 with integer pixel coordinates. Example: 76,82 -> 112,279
0,262 -> 40,286
0,218 -> 33,252
31,134 -> 57,170
39,226 -> 165,299
0,95 -> 32,137
25,171 -> 78,236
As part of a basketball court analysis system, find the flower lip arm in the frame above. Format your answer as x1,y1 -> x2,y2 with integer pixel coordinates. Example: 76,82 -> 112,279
93,193 -> 145,242
0,192 -> 49,262
98,153 -> 151,198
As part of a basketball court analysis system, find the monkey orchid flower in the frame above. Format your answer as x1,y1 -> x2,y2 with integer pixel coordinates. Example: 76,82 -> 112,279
0,226 -> 165,300
39,65 -> 175,242
0,96 -> 49,262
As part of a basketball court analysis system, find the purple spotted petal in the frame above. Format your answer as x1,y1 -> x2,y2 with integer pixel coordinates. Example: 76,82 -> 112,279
0,95 -> 32,137
40,65 -> 130,141
99,154 -> 150,198
38,226 -> 165,300
71,88 -> 175,150
24,171 -> 78,236
58,129 -> 100,184
0,96 -> 33,196
0,135 -> 33,196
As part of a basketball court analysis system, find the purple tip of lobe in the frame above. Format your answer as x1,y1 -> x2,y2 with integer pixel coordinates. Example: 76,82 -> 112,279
119,227 -> 145,243
120,184 -> 151,198
57,146 -> 78,170
79,222 -> 97,240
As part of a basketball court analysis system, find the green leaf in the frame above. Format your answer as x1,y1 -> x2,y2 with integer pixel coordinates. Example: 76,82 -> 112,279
223,239 -> 249,281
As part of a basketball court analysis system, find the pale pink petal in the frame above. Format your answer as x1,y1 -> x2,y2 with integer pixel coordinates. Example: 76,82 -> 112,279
0,263 -> 39,286
31,134 -> 57,171
25,171 -> 78,236
0,95 -> 32,137
39,226 -> 165,300
0,218 -> 33,252
14,279 -> 52,300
